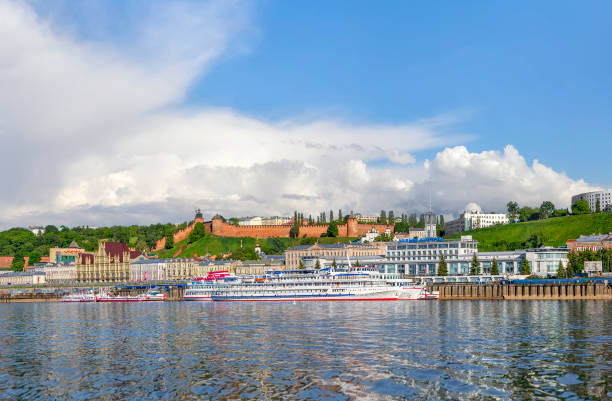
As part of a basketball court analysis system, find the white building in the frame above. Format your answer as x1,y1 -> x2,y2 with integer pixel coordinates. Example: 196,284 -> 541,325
571,190 -> 612,212
445,211 -> 509,235
0,271 -> 46,285
382,236 -> 478,275
354,214 -> 379,223
45,263 -> 77,283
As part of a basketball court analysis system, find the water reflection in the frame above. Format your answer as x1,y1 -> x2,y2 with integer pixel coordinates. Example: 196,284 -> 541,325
0,301 -> 609,400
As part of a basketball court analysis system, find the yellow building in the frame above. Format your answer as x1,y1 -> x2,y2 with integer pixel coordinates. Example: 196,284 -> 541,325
76,241 -> 143,283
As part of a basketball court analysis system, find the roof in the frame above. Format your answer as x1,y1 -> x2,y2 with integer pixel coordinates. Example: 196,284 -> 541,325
79,253 -> 94,264
287,243 -> 375,251
68,240 -> 81,248
574,233 -> 612,243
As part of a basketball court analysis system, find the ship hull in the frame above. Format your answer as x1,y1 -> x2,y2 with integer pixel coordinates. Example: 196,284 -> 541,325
212,290 -> 399,302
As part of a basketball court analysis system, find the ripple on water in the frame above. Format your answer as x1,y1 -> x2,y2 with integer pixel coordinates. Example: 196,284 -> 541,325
0,301 -> 609,400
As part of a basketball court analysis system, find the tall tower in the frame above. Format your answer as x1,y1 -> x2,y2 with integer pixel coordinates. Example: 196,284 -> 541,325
424,176 -> 437,238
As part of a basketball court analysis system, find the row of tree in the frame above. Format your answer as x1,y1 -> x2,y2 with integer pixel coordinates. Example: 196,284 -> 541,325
506,197 -> 603,223
437,254 -> 532,276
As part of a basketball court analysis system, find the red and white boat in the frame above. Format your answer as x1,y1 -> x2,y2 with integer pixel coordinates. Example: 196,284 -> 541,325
60,290 -> 97,302
184,271 -> 231,301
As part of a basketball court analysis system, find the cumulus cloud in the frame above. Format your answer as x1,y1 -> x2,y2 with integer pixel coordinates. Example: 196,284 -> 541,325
0,0 -> 600,229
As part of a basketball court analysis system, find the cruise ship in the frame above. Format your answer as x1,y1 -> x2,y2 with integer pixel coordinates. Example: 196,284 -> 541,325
184,270 -> 232,301
209,268 -> 400,302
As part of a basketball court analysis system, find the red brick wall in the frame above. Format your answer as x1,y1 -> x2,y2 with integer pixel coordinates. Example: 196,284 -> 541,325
154,216 -> 395,246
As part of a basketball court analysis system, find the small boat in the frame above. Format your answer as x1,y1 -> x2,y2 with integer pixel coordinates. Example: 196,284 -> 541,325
60,290 -> 96,302
138,289 -> 166,301
96,290 -> 141,302
418,288 -> 440,300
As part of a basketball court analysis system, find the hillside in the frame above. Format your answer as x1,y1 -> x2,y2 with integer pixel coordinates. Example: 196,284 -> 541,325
153,234 -> 359,259
445,212 -> 612,251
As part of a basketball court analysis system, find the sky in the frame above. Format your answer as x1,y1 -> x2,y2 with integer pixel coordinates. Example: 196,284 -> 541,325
1,0 -> 610,229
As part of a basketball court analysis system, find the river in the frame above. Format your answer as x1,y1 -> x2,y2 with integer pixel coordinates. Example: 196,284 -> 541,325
0,301 -> 609,400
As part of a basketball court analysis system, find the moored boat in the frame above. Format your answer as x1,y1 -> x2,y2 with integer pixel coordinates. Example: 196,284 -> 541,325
60,290 -> 97,302
96,290 -> 141,302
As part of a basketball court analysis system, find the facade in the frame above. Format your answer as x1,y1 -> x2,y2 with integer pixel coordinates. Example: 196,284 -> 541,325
566,233 -> 612,252
0,271 -> 46,285
303,255 -> 386,269
76,241 -> 143,283
235,259 -> 285,275
49,240 -> 84,264
238,216 -> 292,226
354,214 -> 379,223
571,190 -> 612,212
360,227 -> 392,243
45,263 -> 77,283
383,236 -> 478,275
524,248 -> 569,276
445,212 -> 509,235
284,243 -> 384,269
28,226 -> 45,235
130,257 -> 208,281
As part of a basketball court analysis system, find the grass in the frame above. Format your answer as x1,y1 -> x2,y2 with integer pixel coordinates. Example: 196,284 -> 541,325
153,234 -> 359,258
445,212 -> 612,251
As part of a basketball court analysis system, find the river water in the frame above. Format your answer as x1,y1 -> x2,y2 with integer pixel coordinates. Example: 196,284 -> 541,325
0,301 -> 609,400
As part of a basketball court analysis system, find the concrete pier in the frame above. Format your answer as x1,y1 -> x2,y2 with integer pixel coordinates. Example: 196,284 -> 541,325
431,282 -> 612,300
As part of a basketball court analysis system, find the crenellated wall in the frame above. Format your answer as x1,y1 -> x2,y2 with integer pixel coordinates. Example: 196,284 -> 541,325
154,216 -> 394,247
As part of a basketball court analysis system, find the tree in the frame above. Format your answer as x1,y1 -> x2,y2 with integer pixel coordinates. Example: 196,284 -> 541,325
28,251 -> 41,265
552,209 -> 569,218
44,225 -> 59,233
354,260 -> 361,267
571,199 -> 591,215
470,253 -> 479,275
331,258 -> 337,268
439,215 -> 445,228
519,207 -> 539,222
379,210 -> 387,224
338,209 -> 343,223
298,259 -> 304,269
394,221 -> 410,233
596,199 -> 601,213
539,201 -> 555,219
520,258 -> 531,275
165,228 -> 175,249
11,254 -> 25,271
315,259 -> 321,269
491,258 -> 499,275
330,210 -> 334,222
135,239 -> 148,253
188,222 -> 206,243
326,221 -> 339,237
566,262 -> 575,278
388,210 -> 395,224
523,234 -> 543,249
229,217 -> 239,226
556,261 -> 566,278
507,201 -> 519,222
438,254 -> 448,276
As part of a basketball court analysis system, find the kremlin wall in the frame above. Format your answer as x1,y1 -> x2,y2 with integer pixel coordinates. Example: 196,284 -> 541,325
154,212 -> 393,251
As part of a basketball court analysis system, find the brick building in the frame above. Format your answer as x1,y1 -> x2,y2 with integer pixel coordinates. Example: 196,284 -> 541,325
566,233 -> 612,252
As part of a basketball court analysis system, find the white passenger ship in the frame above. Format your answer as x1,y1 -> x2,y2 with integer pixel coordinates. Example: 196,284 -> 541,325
184,271 -> 232,301
209,269 -> 399,302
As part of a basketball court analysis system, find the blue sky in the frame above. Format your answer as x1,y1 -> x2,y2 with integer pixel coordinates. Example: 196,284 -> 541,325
190,0 -> 611,184
1,0 -> 609,227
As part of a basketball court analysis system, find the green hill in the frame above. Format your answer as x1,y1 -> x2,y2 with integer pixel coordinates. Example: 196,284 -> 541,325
445,212 -> 612,251
154,234 -> 359,259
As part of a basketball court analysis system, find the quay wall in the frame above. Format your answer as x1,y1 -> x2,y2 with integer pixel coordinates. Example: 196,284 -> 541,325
431,282 -> 612,300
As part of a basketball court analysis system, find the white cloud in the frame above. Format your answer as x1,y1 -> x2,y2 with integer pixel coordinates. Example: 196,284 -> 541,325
0,0 -> 600,229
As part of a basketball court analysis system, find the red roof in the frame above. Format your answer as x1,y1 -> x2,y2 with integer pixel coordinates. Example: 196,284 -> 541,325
79,253 -> 94,264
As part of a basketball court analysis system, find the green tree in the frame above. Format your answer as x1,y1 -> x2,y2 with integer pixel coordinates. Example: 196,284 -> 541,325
135,239 -> 148,253
379,210 -> 387,224
394,221 -> 409,233
491,258 -> 499,275
28,251 -> 41,264
338,209 -> 343,223
330,210 -> 334,222
11,254 -> 25,271
523,234 -> 543,249
539,201 -> 555,219
354,259 -> 361,267
188,222 -> 206,243
438,254 -> 448,276
298,259 -> 304,269
331,258 -> 337,268
315,259 -> 321,269
596,199 -> 601,213
44,225 -> 59,233
507,201 -> 519,222
556,261 -> 566,278
326,221 -> 339,237
520,258 -> 531,275
165,228 -> 175,249
566,261 -> 575,278
388,210 -> 395,224
571,199 -> 591,215
470,253 -> 479,275
552,208 -> 569,217
519,207 -> 539,222
439,215 -> 445,228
